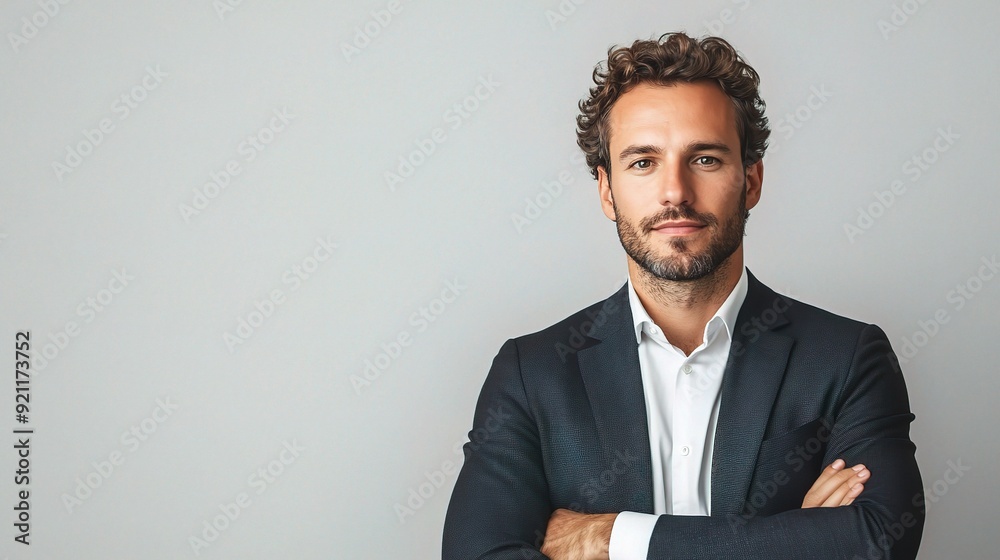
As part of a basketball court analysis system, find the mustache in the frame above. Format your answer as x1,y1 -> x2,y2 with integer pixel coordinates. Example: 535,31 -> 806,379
639,205 -> 718,232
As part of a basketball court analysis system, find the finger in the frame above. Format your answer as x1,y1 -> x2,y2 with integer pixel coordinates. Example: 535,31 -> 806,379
812,459 -> 846,487
821,478 -> 864,507
820,486 -> 849,507
805,459 -> 847,501
802,461 -> 843,508
804,465 -> 868,507
824,465 -> 871,495
842,481 -> 865,506
815,464 -> 867,501
836,470 -> 870,506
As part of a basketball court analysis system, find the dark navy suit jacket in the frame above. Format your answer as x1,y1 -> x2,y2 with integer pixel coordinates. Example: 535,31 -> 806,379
443,269 -> 924,559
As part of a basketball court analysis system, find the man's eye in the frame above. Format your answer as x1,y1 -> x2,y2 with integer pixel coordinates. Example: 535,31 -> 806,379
630,159 -> 653,170
694,156 -> 719,166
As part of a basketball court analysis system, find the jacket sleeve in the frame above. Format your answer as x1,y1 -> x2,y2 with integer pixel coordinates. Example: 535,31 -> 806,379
442,338 -> 552,559
644,324 -> 925,559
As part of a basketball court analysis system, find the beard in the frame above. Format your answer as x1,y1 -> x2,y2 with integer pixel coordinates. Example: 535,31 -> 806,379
614,183 -> 747,282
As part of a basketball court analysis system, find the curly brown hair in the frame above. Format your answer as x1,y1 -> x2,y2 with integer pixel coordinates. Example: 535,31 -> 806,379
576,32 -> 770,179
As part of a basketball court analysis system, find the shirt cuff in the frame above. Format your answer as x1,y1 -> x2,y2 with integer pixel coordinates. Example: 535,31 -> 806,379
608,511 -> 658,560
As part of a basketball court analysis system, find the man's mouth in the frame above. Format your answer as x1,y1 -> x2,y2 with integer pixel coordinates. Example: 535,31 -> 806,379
650,220 -> 706,235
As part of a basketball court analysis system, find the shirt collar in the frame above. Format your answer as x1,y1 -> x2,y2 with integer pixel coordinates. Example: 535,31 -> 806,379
626,266 -> 749,345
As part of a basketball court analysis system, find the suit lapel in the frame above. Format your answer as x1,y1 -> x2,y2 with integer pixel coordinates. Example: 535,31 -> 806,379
711,270 -> 794,515
573,270 -> 794,516
576,285 -> 655,514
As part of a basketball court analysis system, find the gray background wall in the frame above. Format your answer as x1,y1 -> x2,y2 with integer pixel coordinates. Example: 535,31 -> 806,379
2,1 -> 996,558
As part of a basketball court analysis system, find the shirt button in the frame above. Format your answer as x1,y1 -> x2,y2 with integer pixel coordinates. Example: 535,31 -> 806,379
682,364 -> 693,374
649,325 -> 659,335
681,446 -> 690,456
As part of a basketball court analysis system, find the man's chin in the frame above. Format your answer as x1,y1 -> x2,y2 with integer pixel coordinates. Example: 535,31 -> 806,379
637,257 -> 712,282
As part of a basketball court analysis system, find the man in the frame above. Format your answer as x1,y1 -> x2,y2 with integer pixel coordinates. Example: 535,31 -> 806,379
443,33 -> 923,559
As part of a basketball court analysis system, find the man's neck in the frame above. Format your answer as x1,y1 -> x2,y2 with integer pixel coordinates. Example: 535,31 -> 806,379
628,251 -> 743,354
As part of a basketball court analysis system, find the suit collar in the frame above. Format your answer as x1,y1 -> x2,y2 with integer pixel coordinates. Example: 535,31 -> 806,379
711,271 -> 794,514
576,267 -> 794,515
625,266 -> 749,345
575,285 -> 653,513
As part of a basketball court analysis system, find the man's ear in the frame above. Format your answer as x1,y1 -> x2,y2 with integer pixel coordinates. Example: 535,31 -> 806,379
744,159 -> 763,211
597,165 -> 616,221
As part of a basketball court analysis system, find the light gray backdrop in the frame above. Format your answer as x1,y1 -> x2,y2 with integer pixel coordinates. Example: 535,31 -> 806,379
2,1 -> 996,558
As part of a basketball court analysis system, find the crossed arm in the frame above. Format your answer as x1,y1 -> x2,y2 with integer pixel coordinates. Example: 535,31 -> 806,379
443,325 -> 924,560
540,459 -> 872,559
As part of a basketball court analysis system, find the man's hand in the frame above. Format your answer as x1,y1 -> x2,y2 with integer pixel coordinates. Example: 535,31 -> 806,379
540,508 -> 617,560
802,458 -> 870,508
539,460 -> 867,559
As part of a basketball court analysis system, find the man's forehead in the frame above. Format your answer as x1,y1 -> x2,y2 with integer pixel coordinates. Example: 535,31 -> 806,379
607,81 -> 738,146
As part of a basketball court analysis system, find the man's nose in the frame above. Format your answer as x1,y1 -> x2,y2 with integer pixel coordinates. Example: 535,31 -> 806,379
655,159 -> 693,207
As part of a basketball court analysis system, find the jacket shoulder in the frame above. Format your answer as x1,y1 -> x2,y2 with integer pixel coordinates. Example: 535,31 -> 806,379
508,286 -> 630,366
743,271 -> 877,343
750,284 -> 895,377
774,292 -> 876,341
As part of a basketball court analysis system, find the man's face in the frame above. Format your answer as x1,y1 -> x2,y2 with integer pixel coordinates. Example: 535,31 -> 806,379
597,81 -> 762,281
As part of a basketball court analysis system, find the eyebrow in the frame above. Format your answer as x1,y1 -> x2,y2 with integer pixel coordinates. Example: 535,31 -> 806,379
617,141 -> 732,162
617,144 -> 662,162
686,141 -> 732,154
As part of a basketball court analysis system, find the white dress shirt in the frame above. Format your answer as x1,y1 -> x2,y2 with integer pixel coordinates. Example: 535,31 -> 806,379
609,266 -> 749,560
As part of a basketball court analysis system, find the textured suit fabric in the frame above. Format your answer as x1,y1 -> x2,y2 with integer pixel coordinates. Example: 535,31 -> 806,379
442,269 -> 924,559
